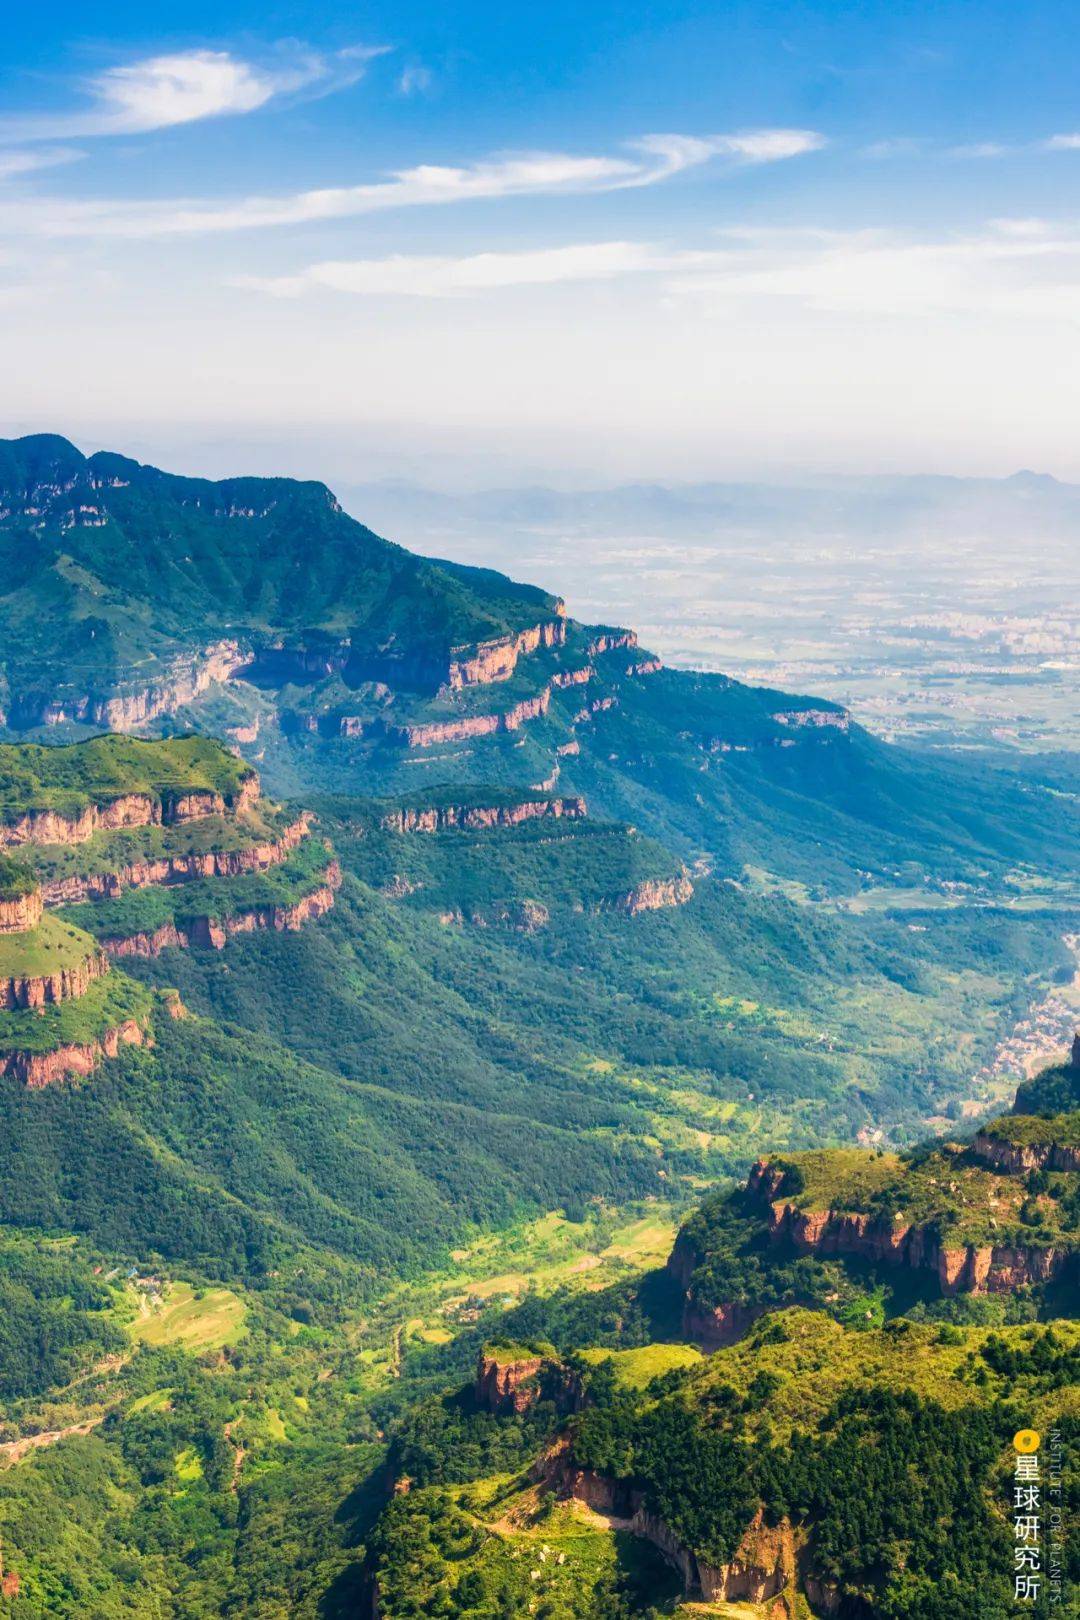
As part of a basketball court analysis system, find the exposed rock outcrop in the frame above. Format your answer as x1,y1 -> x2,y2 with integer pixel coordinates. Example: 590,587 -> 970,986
626,657 -> 663,677
543,1445 -> 800,1613
101,864 -> 340,958
588,629 -> 637,656
438,899 -> 550,932
0,1017 -> 146,1086
771,707 -> 850,733
379,796 -> 585,834
475,1350 -> 545,1414
748,1159 -> 1071,1296
378,686 -> 553,749
1,949 -> 108,1010
0,772 -> 259,849
0,887 -> 42,933
595,874 -> 693,915
39,814 -> 311,906
971,1130 -> 1080,1175
667,1229 -> 770,1348
447,619 -> 566,689
551,665 -> 593,689
11,641 -> 249,732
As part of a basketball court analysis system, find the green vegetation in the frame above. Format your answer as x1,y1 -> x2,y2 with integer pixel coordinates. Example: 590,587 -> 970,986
0,972 -> 153,1055
130,1281 -> 246,1351
0,734 -> 254,820
0,852 -> 37,900
60,834 -> 334,943
3,442 -> 1080,1616
0,910 -> 98,979
29,802 -> 299,889
0,1229 -> 125,1402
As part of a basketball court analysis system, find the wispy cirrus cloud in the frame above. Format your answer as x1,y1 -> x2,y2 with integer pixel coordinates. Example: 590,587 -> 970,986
0,146 -> 83,180
0,44 -> 385,143
236,241 -> 666,297
664,218 -> 1080,319
244,217 -> 1080,318
2,128 -> 825,239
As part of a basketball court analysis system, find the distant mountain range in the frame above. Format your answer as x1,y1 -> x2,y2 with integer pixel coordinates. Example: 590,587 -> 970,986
336,467 -> 1080,545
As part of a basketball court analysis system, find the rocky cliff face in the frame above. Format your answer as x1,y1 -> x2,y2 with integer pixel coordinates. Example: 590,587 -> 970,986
771,707 -> 850,732
596,874 -> 694,915
971,1130 -> 1080,1175
0,773 -> 259,850
438,899 -> 550,932
666,1229 -> 770,1348
748,1159 -> 1071,1296
447,617 -> 566,689
0,887 -> 42,933
9,641 -> 249,732
379,796 -> 585,834
0,1018 -> 145,1087
475,1351 -> 545,1414
102,863 -> 340,958
544,1444 -> 800,1615
587,629 -> 638,656
378,686 -> 553,748
39,814 -> 311,906
1,949 -> 108,1010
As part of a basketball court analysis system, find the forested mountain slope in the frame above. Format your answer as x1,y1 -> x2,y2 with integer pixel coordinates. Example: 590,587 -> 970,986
0,437 -> 1077,1616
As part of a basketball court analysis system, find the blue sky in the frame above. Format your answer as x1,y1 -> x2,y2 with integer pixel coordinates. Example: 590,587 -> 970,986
4,2 -> 1080,484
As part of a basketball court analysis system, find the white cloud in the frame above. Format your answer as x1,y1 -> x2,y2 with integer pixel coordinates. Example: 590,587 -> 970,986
245,217 -> 1080,320
1046,133 -> 1080,151
0,45 -> 384,142
664,218 -> 1080,319
948,141 -> 1009,159
3,126 -> 824,238
398,65 -> 433,97
236,240 -> 661,297
0,147 -> 82,179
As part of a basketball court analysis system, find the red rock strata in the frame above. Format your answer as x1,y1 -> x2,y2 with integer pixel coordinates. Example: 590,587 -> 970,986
0,888 -> 43,933
379,687 -> 552,749
540,1442 -> 802,1613
0,772 -> 259,850
971,1130 -> 1080,1175
0,1018 -> 146,1087
102,864 -> 340,958
587,629 -> 638,656
475,1351 -> 545,1414
447,618 -> 566,689
2,950 -> 108,1010
40,814 -> 311,906
747,1159 -> 1069,1295
595,874 -> 694,915
380,797 -> 585,833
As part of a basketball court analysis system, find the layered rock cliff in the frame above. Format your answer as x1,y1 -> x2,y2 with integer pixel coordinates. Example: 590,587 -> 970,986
1,948 -> 108,1010
9,641 -> 249,732
970,1128 -> 1080,1175
379,796 -> 585,834
475,1349 -> 547,1415
542,1443 -> 801,1615
39,814 -> 311,906
0,773 -> 259,850
595,874 -> 694,915
0,887 -> 42,933
0,1018 -> 146,1087
101,864 -> 340,958
447,616 -> 566,689
746,1158 -> 1070,1296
